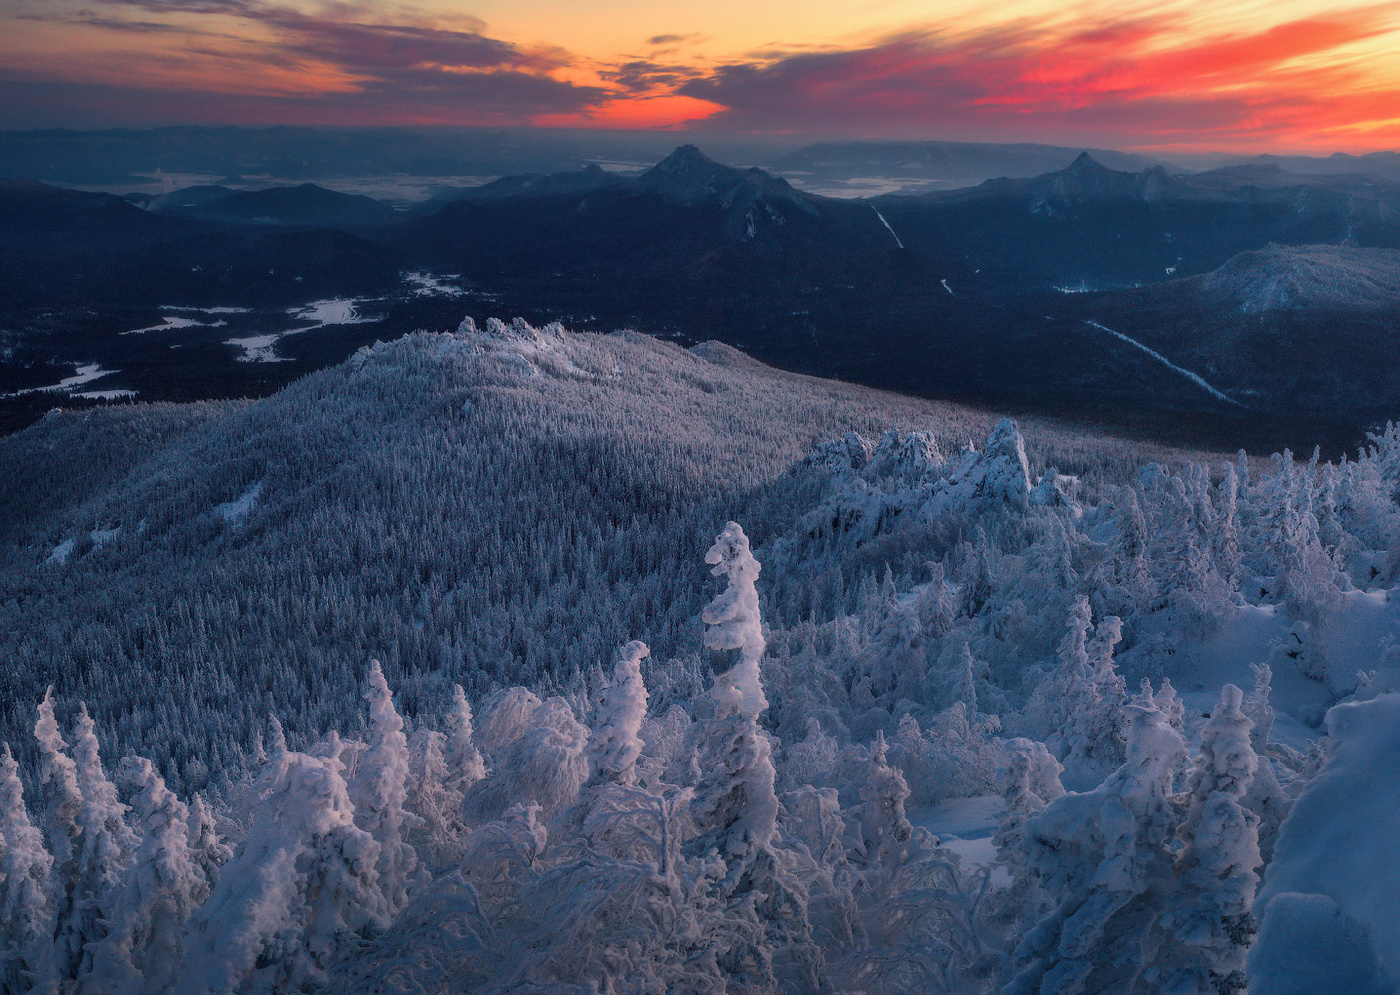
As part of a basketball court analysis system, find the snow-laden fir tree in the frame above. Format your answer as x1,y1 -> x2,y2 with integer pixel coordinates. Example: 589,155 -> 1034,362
0,743 -> 52,995
1240,663 -> 1291,865
349,660 -> 422,913
186,793 -> 230,903
34,689 -> 95,986
856,731 -> 914,866
445,684 -> 487,793
588,640 -> 650,787
82,756 -> 204,995
1150,684 -> 1260,995
689,521 -> 819,990
175,730 -> 387,995
1007,683 -> 1187,995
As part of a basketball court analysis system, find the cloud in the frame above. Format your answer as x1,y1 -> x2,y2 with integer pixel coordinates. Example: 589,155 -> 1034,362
645,33 -> 698,47
676,7 -> 1400,147
5,0 -> 606,125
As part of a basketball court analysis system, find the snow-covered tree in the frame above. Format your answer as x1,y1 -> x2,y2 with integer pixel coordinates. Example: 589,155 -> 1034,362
0,743 -> 52,995
588,640 -> 650,787
444,684 -> 487,793
1241,663 -> 1292,865
463,689 -> 590,822
82,756 -> 204,995
186,792 -> 230,904
1151,684 -> 1260,995
176,737 -> 387,995
34,689 -> 91,985
349,660 -> 421,913
1008,684 -> 1187,995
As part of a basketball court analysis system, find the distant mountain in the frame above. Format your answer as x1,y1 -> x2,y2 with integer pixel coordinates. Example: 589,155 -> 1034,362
146,182 -> 397,231
0,178 -> 399,307
428,162 -> 623,207
1198,244 -> 1400,313
3,147 -> 1395,450
381,149 -> 1342,450
1181,150 -> 1400,184
772,140 -> 1179,195
874,154 -> 1400,292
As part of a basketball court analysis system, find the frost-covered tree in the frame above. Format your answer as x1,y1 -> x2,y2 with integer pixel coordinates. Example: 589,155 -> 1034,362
856,731 -> 914,867
0,743 -> 52,995
186,793 -> 231,904
1150,685 -> 1260,995
1042,600 -> 1128,785
405,728 -> 457,865
176,737 -> 387,995
34,689 -> 92,985
689,522 -> 819,990
349,660 -> 421,913
1240,663 -> 1291,865
464,688 -> 590,823
588,640 -> 650,787
690,523 -> 779,868
444,684 -> 487,794
1008,685 -> 1187,995
83,756 -> 204,995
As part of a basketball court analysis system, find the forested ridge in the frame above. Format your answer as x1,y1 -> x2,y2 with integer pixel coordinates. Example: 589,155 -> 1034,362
2,321 -> 1398,993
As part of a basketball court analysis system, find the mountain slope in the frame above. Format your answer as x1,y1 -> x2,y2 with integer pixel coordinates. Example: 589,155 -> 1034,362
1052,245 -> 1400,426
0,321 -> 1212,784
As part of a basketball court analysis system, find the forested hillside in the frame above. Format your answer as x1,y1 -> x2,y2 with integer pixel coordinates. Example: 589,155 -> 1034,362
2,321 -> 1398,992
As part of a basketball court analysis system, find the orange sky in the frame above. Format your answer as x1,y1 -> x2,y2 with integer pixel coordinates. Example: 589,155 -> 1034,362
3,0 -> 1399,151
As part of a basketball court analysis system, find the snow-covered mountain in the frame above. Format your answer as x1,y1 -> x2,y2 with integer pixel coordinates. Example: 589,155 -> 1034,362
3,320 -> 1400,992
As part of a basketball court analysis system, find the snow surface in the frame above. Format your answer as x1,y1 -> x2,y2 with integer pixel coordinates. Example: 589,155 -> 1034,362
403,272 -> 466,297
870,205 -> 905,248
5,363 -> 119,396
226,298 -> 382,362
213,482 -> 262,525
122,316 -> 225,335
1251,694 -> 1400,994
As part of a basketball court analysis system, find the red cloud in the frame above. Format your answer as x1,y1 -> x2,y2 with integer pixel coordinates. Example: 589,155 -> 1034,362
674,6 -> 1400,150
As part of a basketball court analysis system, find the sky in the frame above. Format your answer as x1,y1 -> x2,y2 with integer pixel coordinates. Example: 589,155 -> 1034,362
2,0 -> 1400,152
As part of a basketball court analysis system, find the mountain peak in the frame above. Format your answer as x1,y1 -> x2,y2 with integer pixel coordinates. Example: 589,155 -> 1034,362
653,144 -> 720,172
639,145 -> 748,205
1067,151 -> 1109,175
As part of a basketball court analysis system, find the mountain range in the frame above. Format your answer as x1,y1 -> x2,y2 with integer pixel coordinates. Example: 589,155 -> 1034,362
2,145 -> 1399,450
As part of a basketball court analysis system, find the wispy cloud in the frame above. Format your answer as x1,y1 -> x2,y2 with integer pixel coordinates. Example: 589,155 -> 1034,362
673,6 -> 1400,148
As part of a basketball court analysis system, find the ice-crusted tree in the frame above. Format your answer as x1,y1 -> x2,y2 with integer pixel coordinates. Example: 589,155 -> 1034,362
1150,685 -> 1260,995
588,640 -> 650,787
72,702 -> 138,877
177,734 -> 387,995
34,689 -> 96,984
463,688 -> 591,823
689,522 -> 818,989
0,743 -> 52,995
186,793 -> 231,903
445,684 -> 487,793
1044,599 -> 1128,784
349,660 -> 421,913
405,727 -> 456,864
1007,684 -> 1187,995
1240,663 -> 1291,865
692,523 -> 778,865
995,738 -> 1065,871
82,756 -> 204,995
856,731 -> 914,867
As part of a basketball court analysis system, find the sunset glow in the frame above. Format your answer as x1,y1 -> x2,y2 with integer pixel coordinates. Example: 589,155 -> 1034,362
3,0 -> 1400,151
